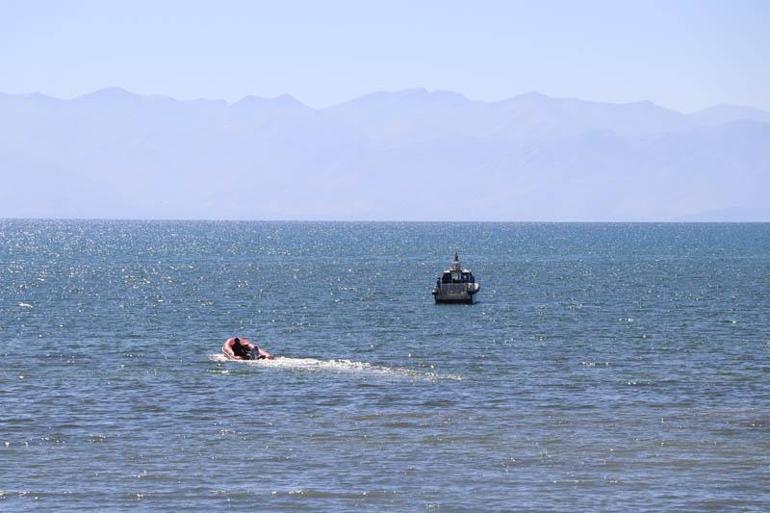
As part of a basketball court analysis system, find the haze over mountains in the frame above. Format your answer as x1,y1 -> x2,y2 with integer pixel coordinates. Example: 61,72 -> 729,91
1,88 -> 768,221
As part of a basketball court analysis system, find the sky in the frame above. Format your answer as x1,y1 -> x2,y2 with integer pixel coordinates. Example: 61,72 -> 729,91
1,0 -> 769,112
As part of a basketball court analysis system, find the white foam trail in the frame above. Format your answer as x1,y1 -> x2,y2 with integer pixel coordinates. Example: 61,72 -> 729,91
208,354 -> 461,381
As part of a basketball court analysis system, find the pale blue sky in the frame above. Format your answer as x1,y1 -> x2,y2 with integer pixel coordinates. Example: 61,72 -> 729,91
2,0 -> 769,111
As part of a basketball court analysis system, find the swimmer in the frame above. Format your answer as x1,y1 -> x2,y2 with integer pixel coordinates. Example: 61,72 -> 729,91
222,337 -> 274,360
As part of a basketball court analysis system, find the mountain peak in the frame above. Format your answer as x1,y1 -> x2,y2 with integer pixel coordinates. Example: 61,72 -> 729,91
77,87 -> 140,100
397,87 -> 429,96
272,93 -> 305,106
4,91 -> 60,102
231,94 -> 312,113
23,92 -> 53,100
518,91 -> 549,99
394,88 -> 468,102
331,88 -> 469,111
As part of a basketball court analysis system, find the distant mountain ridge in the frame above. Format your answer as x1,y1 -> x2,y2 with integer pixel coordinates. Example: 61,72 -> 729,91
690,104 -> 770,126
1,88 -> 768,221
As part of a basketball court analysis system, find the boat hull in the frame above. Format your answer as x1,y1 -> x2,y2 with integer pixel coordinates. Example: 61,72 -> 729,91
432,283 -> 479,304
434,295 -> 475,304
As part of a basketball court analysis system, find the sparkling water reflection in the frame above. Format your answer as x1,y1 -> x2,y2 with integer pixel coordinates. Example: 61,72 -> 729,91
1,220 -> 769,512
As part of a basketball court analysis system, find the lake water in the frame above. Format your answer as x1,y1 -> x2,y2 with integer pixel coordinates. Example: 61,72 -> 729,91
1,220 -> 769,512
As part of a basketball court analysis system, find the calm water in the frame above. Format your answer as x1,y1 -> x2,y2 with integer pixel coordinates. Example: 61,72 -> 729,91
1,220 -> 769,512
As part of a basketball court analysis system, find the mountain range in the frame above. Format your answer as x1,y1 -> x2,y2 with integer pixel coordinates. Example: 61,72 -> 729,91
1,88 -> 768,221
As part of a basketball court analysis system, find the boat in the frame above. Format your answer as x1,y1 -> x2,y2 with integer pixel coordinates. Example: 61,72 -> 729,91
432,253 -> 480,304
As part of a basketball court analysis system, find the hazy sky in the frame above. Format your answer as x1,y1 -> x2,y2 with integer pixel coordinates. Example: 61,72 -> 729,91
2,0 -> 769,111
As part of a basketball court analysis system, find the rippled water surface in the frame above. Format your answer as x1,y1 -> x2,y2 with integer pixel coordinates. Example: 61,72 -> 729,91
1,221 -> 769,512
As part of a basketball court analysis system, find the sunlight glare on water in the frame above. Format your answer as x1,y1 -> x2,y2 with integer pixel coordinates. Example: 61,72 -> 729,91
1,220 -> 769,512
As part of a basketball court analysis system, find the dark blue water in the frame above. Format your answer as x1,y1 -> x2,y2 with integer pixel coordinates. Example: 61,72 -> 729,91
1,220 -> 769,512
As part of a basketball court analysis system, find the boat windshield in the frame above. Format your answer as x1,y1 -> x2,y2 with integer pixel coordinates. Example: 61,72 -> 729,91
441,271 -> 475,284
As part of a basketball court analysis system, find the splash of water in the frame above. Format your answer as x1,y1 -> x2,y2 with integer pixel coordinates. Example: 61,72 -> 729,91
208,354 -> 461,381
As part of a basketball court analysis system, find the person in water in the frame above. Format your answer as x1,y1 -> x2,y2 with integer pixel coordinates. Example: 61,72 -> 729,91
222,337 -> 274,360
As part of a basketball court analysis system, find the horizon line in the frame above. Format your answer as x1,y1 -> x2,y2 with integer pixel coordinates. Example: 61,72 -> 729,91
4,87 -> 769,116
3,217 -> 769,224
